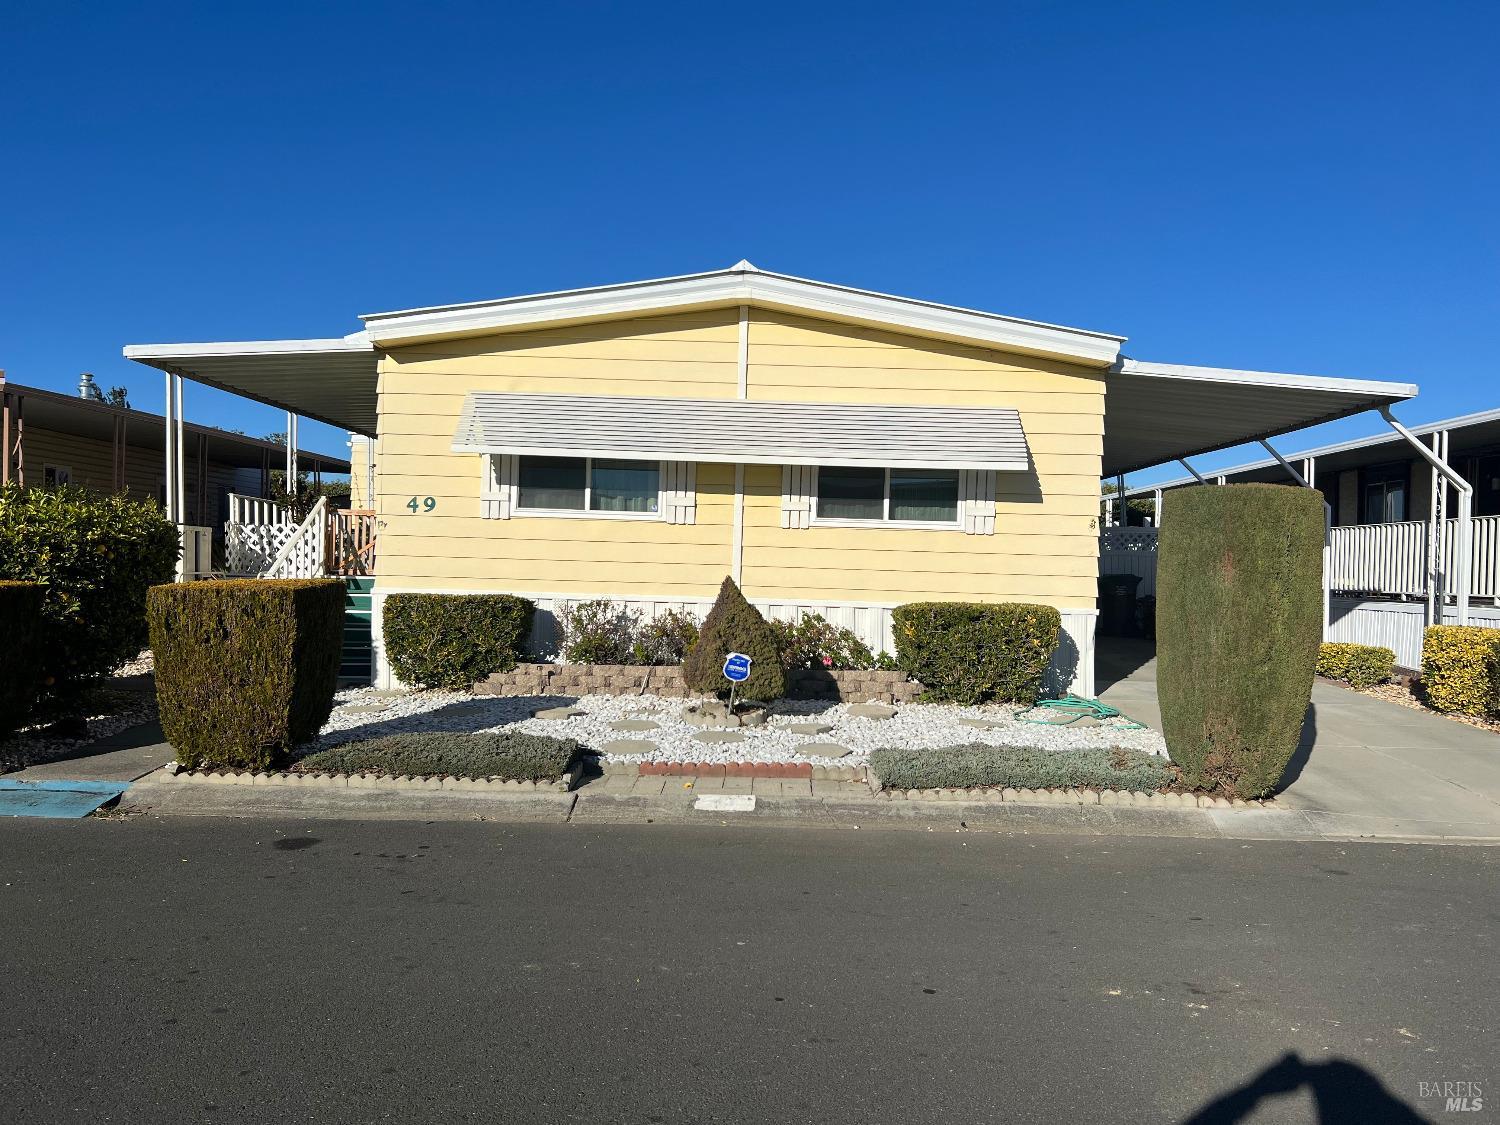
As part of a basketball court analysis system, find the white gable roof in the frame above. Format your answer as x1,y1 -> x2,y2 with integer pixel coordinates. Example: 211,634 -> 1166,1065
359,260 -> 1127,366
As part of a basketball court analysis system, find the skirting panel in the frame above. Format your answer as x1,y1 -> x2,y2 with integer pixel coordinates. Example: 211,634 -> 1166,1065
1328,598 -> 1500,670
370,587 -> 1098,698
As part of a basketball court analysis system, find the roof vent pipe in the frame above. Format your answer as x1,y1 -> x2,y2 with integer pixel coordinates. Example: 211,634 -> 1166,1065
78,373 -> 105,402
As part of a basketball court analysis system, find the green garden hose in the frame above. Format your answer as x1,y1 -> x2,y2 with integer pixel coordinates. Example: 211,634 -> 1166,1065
1018,694 -> 1147,729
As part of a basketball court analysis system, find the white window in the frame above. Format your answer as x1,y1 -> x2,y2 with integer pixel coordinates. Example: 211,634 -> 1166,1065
43,464 -> 72,487
515,456 -> 662,518
813,466 -> 961,527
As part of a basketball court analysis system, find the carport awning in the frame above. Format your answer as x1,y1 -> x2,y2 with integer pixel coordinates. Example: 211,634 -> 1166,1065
1102,360 -> 1418,476
123,335 -> 379,436
451,393 -> 1032,471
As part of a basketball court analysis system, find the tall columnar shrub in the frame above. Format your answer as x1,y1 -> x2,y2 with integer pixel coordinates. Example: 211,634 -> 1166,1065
1156,484 -> 1325,797
148,579 -> 345,770
0,580 -> 46,735
0,484 -> 178,690
1422,626 -> 1500,717
382,593 -> 535,689
682,577 -> 786,701
891,602 -> 1061,704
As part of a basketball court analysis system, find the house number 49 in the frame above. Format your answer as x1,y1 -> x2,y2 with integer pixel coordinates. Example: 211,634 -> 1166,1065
406,496 -> 437,513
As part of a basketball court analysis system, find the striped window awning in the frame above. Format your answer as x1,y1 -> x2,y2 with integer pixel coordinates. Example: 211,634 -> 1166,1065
451,393 -> 1030,471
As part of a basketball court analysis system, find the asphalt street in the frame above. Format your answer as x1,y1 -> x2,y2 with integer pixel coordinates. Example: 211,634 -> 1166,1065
1,817 -> 1495,1123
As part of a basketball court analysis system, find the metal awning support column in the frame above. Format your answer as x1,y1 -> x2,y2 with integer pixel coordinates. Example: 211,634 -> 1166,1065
285,411 -> 299,493
1153,488 -> 1163,527
1115,472 -> 1126,526
1262,439 -> 1333,640
1383,408 -> 1470,626
1427,430 -> 1448,624
163,372 -> 178,524
1177,458 -> 1208,484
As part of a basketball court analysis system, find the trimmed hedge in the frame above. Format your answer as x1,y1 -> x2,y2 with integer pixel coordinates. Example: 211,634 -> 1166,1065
682,576 -> 785,701
1317,642 -> 1396,690
0,580 -> 46,735
1422,626 -> 1500,717
891,602 -> 1061,705
870,744 -> 1173,792
149,579 -> 345,770
383,593 -> 535,689
296,731 -> 578,781
1157,484 -> 1324,798
0,484 -> 177,690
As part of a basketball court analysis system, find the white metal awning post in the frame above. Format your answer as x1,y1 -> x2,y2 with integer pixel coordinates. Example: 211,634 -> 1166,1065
1382,408 -> 1471,626
1261,439 -> 1333,640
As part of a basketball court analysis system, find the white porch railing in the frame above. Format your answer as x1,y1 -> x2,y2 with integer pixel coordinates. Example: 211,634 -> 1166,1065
1099,526 -> 1159,596
228,493 -> 291,526
1330,515 -> 1500,599
261,496 -> 328,579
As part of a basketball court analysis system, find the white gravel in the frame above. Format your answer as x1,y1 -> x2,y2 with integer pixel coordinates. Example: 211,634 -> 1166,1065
0,689 -> 157,775
316,688 -> 1167,766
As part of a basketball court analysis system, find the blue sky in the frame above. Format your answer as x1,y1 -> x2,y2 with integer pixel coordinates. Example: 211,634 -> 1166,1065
3,1 -> 1495,482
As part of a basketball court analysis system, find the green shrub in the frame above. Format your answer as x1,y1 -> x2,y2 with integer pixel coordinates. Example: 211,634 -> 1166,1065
148,579 -> 345,770
631,609 -> 700,666
870,744 -> 1174,792
891,601 -> 1061,705
1422,626 -> 1500,717
0,580 -> 46,735
383,593 -> 535,689
557,598 -> 639,664
682,576 -> 786,701
296,731 -> 578,781
1157,484 -> 1325,798
0,484 -> 177,690
1317,642 -> 1396,690
770,613 -> 877,670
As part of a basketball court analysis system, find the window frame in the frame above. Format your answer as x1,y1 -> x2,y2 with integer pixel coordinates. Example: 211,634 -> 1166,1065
811,466 -> 963,530
513,455 -> 666,521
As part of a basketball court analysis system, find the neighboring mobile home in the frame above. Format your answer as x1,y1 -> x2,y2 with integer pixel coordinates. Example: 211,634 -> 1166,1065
0,370 -> 349,575
124,262 -> 1422,691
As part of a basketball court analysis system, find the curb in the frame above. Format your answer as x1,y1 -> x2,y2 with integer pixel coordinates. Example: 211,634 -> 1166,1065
871,785 -> 1270,809
162,765 -> 581,793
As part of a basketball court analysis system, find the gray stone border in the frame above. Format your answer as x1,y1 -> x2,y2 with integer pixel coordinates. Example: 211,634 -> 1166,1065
163,765 -> 581,793
870,782 -> 1273,809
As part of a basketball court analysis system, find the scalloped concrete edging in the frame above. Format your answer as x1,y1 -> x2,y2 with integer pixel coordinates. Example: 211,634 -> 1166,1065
871,783 -> 1272,809
163,766 -> 581,793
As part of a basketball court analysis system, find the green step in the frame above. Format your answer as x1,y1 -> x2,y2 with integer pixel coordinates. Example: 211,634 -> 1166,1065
339,577 -> 376,685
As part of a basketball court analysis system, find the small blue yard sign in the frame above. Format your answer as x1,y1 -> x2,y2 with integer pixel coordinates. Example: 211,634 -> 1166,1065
722,652 -> 752,683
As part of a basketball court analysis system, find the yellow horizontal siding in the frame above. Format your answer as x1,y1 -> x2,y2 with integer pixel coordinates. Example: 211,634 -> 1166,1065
372,307 -> 1105,610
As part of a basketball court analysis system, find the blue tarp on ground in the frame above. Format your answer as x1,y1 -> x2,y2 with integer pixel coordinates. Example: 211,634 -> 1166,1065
0,779 -> 130,818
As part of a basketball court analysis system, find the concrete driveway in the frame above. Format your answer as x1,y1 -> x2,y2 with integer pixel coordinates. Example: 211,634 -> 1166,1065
1097,638 -> 1500,841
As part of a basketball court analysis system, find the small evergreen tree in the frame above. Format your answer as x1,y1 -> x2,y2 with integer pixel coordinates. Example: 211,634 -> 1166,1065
682,577 -> 786,702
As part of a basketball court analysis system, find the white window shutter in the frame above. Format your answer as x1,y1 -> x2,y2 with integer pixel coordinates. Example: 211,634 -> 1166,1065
481,454 -> 516,520
960,469 -> 996,535
662,461 -> 697,524
781,465 -> 814,529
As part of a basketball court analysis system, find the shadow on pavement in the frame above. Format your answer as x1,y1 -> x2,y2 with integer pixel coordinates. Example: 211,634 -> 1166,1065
1181,1052 -> 1432,1124
1275,705 -> 1319,791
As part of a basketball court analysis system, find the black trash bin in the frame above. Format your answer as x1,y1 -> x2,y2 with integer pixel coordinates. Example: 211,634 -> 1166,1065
1097,574 -> 1143,637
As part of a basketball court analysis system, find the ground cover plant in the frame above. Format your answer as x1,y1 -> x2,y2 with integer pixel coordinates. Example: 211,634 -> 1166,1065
1156,484 -> 1324,798
870,744 -> 1174,792
296,731 -> 579,781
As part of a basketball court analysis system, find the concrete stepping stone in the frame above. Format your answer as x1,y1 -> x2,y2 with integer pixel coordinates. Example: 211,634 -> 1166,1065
600,739 -> 656,756
533,705 -> 584,720
783,721 -> 834,735
609,719 -> 660,732
847,703 -> 897,720
692,730 -> 746,744
795,743 -> 853,758
337,704 -> 390,714
958,717 -> 1008,730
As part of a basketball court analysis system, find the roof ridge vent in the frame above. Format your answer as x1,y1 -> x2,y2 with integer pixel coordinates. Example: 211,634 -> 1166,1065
728,259 -> 758,272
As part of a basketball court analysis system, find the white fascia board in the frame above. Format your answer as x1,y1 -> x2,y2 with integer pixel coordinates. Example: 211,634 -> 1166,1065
361,267 -> 1125,365
1118,358 -> 1417,400
123,335 -> 372,361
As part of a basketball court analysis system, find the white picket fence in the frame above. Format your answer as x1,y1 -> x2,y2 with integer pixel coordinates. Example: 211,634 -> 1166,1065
1098,527 -> 1159,596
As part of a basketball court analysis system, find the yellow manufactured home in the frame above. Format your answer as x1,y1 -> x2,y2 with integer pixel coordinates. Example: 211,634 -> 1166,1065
126,262 -> 1420,693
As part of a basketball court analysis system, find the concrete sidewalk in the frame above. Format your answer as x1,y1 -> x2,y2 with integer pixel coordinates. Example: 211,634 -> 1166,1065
1097,637 -> 1500,842
5,720 -> 173,785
